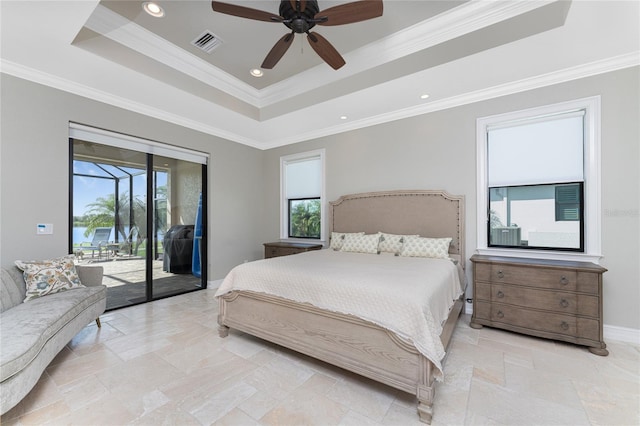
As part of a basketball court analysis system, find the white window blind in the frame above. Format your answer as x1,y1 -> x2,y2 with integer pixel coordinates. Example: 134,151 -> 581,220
487,111 -> 584,187
285,157 -> 321,199
69,122 -> 208,165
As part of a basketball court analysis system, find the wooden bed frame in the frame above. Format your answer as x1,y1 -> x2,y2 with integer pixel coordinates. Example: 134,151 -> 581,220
217,190 -> 465,424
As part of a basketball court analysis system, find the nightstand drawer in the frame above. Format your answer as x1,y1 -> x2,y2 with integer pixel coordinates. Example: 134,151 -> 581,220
263,242 -> 323,259
266,247 -> 299,258
490,284 -> 598,317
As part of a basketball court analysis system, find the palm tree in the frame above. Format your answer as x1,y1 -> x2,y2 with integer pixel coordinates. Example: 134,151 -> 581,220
82,185 -> 168,255
83,195 -> 116,238
290,199 -> 321,238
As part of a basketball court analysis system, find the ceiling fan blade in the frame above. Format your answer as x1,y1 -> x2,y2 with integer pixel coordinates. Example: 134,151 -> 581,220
211,1 -> 281,22
316,0 -> 383,26
307,32 -> 345,70
261,32 -> 295,69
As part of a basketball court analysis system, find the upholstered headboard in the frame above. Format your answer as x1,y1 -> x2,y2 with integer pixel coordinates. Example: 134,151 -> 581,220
329,190 -> 465,262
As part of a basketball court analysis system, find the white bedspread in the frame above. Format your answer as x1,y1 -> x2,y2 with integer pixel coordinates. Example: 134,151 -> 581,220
215,249 -> 463,380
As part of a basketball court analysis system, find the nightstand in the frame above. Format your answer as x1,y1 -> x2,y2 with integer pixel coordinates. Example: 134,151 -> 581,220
263,241 -> 323,259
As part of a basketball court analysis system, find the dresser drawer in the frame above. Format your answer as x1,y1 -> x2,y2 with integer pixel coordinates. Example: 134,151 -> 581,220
474,282 -> 491,301
490,264 -> 578,292
490,284 -> 599,317
489,303 -> 600,341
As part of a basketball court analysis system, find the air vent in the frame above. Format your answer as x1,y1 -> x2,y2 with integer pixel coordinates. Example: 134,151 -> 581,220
191,31 -> 223,54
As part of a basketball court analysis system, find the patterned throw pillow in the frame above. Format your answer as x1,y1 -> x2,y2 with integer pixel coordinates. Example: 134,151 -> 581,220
378,233 -> 418,255
329,232 -> 364,251
340,233 -> 380,254
400,236 -> 452,259
15,255 -> 85,302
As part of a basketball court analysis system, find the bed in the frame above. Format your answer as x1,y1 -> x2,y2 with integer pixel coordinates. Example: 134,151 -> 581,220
216,190 -> 465,424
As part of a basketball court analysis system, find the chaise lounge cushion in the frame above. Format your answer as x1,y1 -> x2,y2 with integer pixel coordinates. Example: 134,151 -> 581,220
0,285 -> 105,383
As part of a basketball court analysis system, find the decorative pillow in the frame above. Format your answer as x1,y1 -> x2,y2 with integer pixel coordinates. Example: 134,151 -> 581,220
15,255 -> 85,302
340,233 -> 380,254
329,232 -> 364,251
400,236 -> 452,259
378,232 -> 418,255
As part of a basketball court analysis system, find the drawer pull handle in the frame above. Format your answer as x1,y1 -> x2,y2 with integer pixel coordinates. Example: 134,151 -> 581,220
497,311 -> 504,319
560,276 -> 569,285
560,321 -> 569,331
496,291 -> 505,299
497,270 -> 504,279
560,299 -> 569,308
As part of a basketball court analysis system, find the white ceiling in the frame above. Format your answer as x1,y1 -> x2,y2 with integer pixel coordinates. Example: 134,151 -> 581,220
1,1 -> 638,149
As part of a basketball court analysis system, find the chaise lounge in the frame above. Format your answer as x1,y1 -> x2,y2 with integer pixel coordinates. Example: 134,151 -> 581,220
0,262 -> 106,415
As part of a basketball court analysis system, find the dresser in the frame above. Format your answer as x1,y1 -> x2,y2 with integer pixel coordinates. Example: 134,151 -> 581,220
470,254 -> 608,355
263,241 -> 323,259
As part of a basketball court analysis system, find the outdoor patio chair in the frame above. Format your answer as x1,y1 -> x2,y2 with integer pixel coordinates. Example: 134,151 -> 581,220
82,227 -> 112,259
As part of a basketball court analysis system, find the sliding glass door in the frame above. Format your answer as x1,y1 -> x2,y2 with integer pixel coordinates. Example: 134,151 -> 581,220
151,154 -> 204,301
70,133 -> 207,310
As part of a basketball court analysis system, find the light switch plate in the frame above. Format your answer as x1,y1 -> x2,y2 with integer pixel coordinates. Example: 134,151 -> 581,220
36,223 -> 53,235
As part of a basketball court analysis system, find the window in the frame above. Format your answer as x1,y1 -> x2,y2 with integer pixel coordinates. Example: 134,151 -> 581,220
281,150 -> 325,240
477,97 -> 601,261
489,182 -> 584,250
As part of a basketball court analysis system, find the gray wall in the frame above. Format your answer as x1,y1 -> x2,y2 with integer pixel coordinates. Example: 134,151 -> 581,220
2,67 -> 638,331
262,67 -> 640,331
0,74 -> 265,281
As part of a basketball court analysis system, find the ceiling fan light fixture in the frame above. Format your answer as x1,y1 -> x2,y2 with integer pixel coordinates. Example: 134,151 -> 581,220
250,68 -> 264,77
143,2 -> 165,18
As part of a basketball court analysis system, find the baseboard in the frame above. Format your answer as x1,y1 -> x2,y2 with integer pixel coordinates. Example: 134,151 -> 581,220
603,324 -> 640,345
463,302 -> 639,345
207,279 -> 223,290
465,301 -> 473,315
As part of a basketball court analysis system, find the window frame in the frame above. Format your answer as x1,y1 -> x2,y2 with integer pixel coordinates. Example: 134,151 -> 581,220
280,149 -> 326,243
476,96 -> 602,262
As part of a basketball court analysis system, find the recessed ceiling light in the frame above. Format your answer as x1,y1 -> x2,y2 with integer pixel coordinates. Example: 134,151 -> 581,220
340,116 -> 348,120
420,94 -> 430,99
143,2 -> 164,18
250,69 -> 263,77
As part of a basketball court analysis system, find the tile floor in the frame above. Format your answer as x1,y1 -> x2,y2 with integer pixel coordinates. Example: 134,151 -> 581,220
2,287 -> 639,425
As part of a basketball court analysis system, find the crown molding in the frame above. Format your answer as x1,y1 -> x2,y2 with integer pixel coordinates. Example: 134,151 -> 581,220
83,1 -> 561,109
0,59 -> 263,149
85,4 -> 262,106
2,52 -> 637,150
259,51 -> 640,149
258,0 -> 559,106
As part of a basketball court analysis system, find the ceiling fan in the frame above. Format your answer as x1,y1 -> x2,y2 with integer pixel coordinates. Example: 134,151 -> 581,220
211,0 -> 383,70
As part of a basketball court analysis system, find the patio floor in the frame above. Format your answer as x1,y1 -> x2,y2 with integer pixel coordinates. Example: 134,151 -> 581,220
80,255 -> 203,310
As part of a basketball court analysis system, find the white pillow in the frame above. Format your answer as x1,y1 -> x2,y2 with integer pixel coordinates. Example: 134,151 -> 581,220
340,233 -> 380,254
400,236 -> 452,259
15,255 -> 85,302
378,232 -> 418,255
329,232 -> 364,251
